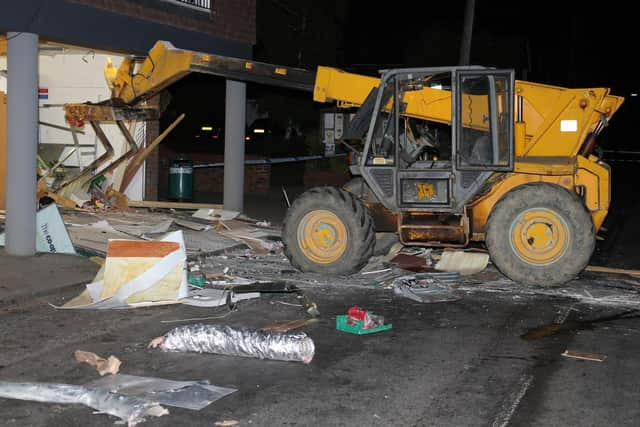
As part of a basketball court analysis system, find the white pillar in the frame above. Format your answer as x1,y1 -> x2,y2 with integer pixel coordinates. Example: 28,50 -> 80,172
223,79 -> 246,212
5,32 -> 38,256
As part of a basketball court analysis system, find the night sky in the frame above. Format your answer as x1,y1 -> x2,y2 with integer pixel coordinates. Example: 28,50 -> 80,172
344,0 -> 635,91
165,0 -> 637,151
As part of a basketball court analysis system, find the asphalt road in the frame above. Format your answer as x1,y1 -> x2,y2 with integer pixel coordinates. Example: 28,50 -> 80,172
0,254 -> 638,427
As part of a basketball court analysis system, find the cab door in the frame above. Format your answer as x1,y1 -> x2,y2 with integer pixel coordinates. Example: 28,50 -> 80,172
451,69 -> 514,208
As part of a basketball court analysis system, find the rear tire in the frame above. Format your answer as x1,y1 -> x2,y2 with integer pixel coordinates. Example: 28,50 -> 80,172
485,183 -> 595,287
282,187 -> 375,275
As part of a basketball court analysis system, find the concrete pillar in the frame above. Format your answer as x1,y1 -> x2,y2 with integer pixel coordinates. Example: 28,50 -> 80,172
5,32 -> 38,256
223,79 -> 246,212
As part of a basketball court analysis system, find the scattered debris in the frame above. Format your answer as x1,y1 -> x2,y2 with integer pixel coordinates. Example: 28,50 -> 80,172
180,288 -> 260,308
0,204 -> 76,254
561,350 -> 607,362
173,218 -> 210,231
435,250 -> 490,275
74,350 -> 122,376
282,186 -> 291,208
110,219 -> 173,237
385,272 -> 460,288
104,187 -> 130,212
204,269 -> 228,280
219,228 -> 283,254
192,208 -> 240,222
520,309 -> 640,340
381,242 -> 404,262
361,267 -> 392,275
89,256 -> 105,266
87,374 -> 237,411
57,230 -> 188,309
390,272 -> 463,303
389,253 -> 430,272
520,322 -> 565,340
66,218 -> 144,256
393,282 -> 462,303
120,113 -> 186,193
36,180 -> 78,210
336,306 -> 392,335
187,273 -> 207,289
79,178 -> 130,212
215,219 -> 232,231
126,201 -> 223,210
149,324 -> 315,364
585,265 -> 640,278
261,318 -> 317,332
228,282 -> 319,317
215,420 -> 240,427
419,271 -> 461,285
0,381 -> 168,426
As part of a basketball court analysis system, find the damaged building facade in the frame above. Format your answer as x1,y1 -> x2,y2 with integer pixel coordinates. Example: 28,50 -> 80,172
0,0 -> 255,255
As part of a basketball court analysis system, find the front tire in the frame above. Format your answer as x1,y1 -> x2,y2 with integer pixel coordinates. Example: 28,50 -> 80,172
485,183 -> 595,287
282,187 -> 375,275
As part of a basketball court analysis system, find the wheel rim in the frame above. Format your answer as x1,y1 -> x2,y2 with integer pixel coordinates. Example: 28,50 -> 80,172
509,208 -> 570,265
297,210 -> 347,264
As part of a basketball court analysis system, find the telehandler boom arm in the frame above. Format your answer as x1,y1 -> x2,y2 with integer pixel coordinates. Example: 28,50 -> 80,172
102,41 -> 623,161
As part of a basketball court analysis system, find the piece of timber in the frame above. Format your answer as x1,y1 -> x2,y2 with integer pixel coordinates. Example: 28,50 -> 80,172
120,113 -> 185,192
127,200 -> 223,210
585,265 -> 640,277
56,121 -> 115,192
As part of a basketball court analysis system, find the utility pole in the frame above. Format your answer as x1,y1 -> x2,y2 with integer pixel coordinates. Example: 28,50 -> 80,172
458,0 -> 476,66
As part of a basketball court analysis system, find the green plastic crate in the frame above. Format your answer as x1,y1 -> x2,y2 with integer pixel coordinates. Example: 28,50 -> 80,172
335,314 -> 392,335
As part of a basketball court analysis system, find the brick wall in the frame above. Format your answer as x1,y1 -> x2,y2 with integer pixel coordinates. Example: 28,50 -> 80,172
158,151 -> 271,200
193,162 -> 270,196
68,0 -> 256,44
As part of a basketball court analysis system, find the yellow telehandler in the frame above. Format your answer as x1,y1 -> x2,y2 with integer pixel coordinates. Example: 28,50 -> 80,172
64,41 -> 624,286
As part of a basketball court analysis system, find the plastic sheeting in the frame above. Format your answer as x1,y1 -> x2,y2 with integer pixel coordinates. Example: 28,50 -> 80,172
0,381 -> 168,426
156,324 -> 315,364
87,374 -> 237,411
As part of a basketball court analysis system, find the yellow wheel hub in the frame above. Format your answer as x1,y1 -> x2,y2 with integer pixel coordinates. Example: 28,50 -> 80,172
510,208 -> 570,265
297,210 -> 347,264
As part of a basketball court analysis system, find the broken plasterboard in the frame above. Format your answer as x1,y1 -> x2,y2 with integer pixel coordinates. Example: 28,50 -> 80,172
0,203 -> 76,254
435,250 -> 489,276
219,227 -> 283,254
65,220 -> 140,256
56,230 -> 188,309
192,208 -> 239,222
110,219 -> 173,237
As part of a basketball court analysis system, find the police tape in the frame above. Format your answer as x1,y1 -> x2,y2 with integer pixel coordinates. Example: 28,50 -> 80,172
601,150 -> 640,163
192,153 -> 347,169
